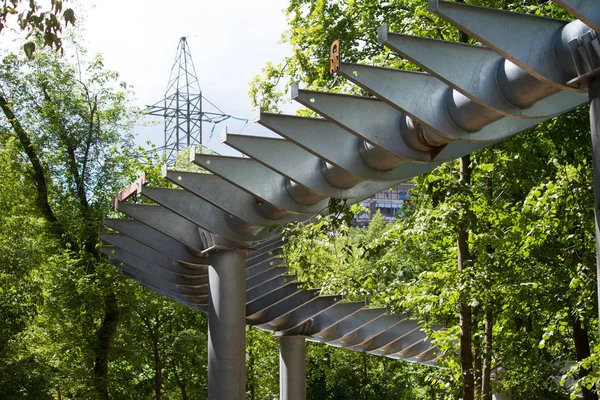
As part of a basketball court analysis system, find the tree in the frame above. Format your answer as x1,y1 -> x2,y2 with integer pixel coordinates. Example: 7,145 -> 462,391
0,46 -> 138,398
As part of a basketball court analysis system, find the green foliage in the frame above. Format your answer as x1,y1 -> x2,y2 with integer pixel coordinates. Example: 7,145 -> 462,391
0,0 -> 76,56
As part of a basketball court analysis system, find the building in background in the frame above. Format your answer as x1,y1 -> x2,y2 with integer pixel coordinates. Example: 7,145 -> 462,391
354,183 -> 414,226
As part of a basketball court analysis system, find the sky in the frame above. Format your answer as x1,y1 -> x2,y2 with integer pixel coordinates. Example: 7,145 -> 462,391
79,0 -> 298,155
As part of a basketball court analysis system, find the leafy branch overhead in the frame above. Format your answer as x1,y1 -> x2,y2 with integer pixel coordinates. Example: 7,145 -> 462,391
1,0 -> 76,57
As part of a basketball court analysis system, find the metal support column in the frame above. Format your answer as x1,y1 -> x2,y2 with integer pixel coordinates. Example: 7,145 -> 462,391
208,249 -> 247,400
279,336 -> 306,400
590,76 -> 600,331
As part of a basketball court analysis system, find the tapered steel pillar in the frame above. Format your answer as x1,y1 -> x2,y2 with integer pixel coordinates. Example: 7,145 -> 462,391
590,76 -> 600,331
208,249 -> 247,399
279,336 -> 306,400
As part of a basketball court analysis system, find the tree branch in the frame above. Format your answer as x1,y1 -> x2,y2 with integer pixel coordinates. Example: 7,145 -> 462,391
0,92 -> 64,237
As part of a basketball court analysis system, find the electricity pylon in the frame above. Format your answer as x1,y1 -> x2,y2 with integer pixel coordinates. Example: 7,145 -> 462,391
147,37 -> 231,165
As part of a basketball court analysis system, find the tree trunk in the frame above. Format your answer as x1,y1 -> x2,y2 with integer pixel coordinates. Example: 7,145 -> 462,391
154,345 -> 162,400
362,352 -> 369,400
172,360 -> 189,400
572,317 -> 598,400
248,344 -> 255,400
0,94 -> 63,238
153,315 -> 162,400
473,310 -> 482,399
458,155 -> 475,400
482,308 -> 493,400
93,292 -> 121,400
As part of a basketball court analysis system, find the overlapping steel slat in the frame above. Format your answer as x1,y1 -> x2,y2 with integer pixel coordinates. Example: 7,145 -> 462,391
279,302 -> 367,337
100,233 -> 208,276
104,218 -> 207,266
106,260 -> 209,304
246,277 -> 298,303
247,239 -> 284,262
116,266 -> 208,312
223,134 -> 365,194
138,186 -> 276,242
102,220 -> 440,365
100,246 -> 209,290
257,295 -> 342,332
335,63 -> 554,141
255,113 -> 429,181
162,169 -> 299,224
430,0 -> 583,91
246,258 -> 284,278
115,204 -> 207,252
378,28 -> 587,119
192,154 -> 329,213
289,86 -> 435,159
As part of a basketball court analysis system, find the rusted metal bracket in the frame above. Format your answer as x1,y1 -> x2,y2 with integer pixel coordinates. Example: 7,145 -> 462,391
330,40 -> 341,74
112,173 -> 147,209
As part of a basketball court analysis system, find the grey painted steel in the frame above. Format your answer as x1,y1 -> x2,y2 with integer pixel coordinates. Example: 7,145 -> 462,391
246,267 -> 289,290
163,169 -> 299,223
102,228 -> 440,366
104,226 -> 442,364
106,258 -> 208,302
553,0 -> 600,33
117,266 -> 208,311
104,218 -> 207,265
379,29 -> 587,119
280,302 -> 366,336
247,240 -> 283,262
193,153 -> 329,212
246,257 -> 285,277
101,247 -> 209,289
291,86 -> 430,162
140,186 -> 276,242
331,314 -> 405,348
429,0 -> 585,91
100,233 -> 208,276
279,336 -> 306,400
116,203 -> 206,252
224,133 -> 364,194
208,249 -> 247,400
246,258 -> 284,278
257,112 -> 422,181
590,77 -> 600,329
258,295 -> 342,332
246,277 -> 298,304
337,62 -> 551,141
247,283 -> 303,320
311,308 -> 387,343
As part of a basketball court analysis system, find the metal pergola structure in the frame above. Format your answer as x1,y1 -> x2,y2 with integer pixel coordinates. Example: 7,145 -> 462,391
104,1 -> 600,399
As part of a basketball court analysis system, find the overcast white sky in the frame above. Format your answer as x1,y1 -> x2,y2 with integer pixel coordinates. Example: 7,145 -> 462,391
79,0 -> 297,155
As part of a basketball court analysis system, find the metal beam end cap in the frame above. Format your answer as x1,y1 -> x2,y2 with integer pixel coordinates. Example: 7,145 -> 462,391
378,23 -> 388,45
428,0 -> 440,13
160,163 -> 168,178
220,126 -> 229,144
253,108 -> 261,123
188,146 -> 197,162
290,81 -> 300,99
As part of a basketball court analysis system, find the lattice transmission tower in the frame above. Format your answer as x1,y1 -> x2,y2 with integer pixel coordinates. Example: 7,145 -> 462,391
147,37 -> 232,165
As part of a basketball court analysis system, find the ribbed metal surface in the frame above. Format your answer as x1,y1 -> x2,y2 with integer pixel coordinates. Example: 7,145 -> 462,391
102,236 -> 442,366
103,0 -> 598,369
